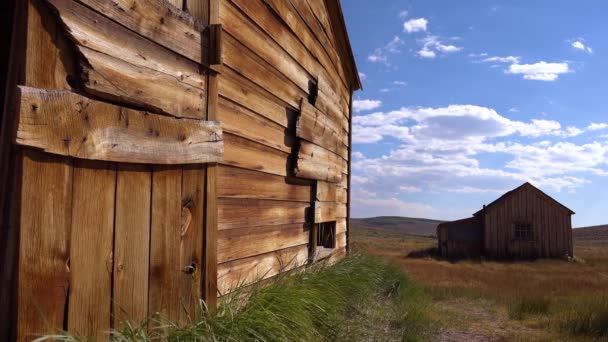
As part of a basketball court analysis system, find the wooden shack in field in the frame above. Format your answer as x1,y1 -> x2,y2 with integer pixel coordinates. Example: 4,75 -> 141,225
0,0 -> 360,339
438,183 -> 574,259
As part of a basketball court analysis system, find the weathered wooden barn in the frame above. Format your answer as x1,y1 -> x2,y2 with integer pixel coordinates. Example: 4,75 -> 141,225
438,183 -> 575,259
0,0 -> 360,340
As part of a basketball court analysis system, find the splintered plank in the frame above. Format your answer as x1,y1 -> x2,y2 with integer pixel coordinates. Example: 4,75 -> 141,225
16,86 -> 223,164
149,166 -> 183,322
295,141 -> 343,183
17,151 -> 72,341
218,198 -> 309,230
217,244 -> 309,294
314,201 -> 337,223
218,166 -> 311,202
297,99 -> 347,159
113,164 -> 151,327
79,47 -> 206,119
77,0 -> 208,64
180,165 -> 205,322
67,160 -> 115,339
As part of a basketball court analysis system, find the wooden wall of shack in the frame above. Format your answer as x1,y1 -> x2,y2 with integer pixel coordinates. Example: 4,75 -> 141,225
437,216 -> 484,258
0,0 -> 358,340
482,185 -> 573,259
215,0 -> 353,294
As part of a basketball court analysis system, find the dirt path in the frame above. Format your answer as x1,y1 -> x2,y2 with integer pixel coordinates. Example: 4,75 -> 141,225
432,298 -> 545,342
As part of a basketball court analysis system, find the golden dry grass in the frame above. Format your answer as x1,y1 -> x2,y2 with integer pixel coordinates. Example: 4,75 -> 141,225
351,226 -> 608,341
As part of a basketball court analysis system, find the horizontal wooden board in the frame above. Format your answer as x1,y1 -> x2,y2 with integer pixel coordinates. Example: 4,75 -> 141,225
315,181 -> 337,202
222,133 -> 289,176
260,0 -> 349,98
218,166 -> 311,202
219,67 -> 291,128
295,141 -> 344,183
80,47 -> 205,119
77,0 -> 208,64
337,203 -> 347,218
218,223 -> 310,263
217,244 -> 309,294
220,1 -> 311,94
16,87 -> 223,164
297,100 -> 347,159
48,0 -> 206,90
314,201 -> 338,223
223,31 -> 304,110
218,98 -> 293,154
218,198 -> 310,230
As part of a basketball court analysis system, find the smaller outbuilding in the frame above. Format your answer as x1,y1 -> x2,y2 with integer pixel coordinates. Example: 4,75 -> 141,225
438,182 -> 574,259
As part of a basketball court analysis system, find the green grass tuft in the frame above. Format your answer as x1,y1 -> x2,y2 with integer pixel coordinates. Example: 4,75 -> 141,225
38,253 -> 431,342
557,296 -> 608,337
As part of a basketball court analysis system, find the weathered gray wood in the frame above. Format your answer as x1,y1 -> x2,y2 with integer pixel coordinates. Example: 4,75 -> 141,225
16,86 -> 223,164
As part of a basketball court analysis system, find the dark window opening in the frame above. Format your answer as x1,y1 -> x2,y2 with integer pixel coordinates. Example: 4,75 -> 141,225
513,222 -> 533,240
317,221 -> 336,249
308,79 -> 318,105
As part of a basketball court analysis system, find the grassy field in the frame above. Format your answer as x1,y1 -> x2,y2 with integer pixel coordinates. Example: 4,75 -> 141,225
351,223 -> 608,341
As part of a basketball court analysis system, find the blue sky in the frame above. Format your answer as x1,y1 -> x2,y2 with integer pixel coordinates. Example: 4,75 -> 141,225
341,1 -> 608,227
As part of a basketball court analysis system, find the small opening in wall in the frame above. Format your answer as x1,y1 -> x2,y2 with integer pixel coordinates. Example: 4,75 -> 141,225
317,221 -> 336,249
308,79 -> 318,106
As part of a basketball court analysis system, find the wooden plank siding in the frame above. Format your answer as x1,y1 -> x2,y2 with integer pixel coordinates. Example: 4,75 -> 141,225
482,184 -> 573,259
3,0 -> 357,336
214,0 -> 354,294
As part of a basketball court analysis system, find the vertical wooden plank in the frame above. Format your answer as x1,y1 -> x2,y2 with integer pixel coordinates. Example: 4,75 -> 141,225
186,0 -> 209,23
113,164 -> 151,327
149,166 -> 183,322
166,0 -> 184,10
17,151 -> 72,341
16,0 -> 75,339
67,160 -> 115,339
204,0 -> 219,310
180,165 -> 205,322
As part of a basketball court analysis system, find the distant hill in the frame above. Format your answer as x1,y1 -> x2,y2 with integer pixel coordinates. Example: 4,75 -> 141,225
351,216 -> 445,236
573,225 -> 608,241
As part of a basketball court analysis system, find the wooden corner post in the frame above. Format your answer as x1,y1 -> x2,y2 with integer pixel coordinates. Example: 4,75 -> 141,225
203,0 -> 221,311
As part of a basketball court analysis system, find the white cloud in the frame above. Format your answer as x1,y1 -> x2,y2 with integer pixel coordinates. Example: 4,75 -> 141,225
588,123 -> 608,131
379,88 -> 390,93
358,72 -> 367,81
571,40 -> 593,53
480,56 -> 521,64
393,81 -> 407,86
404,18 -> 428,33
353,99 -> 382,113
417,35 -> 462,58
368,36 -> 403,64
398,10 -> 408,19
506,61 -> 571,81
418,47 -> 436,59
508,107 -> 519,113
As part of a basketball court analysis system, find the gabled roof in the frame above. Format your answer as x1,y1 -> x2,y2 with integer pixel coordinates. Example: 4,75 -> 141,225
474,182 -> 575,217
324,0 -> 362,91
